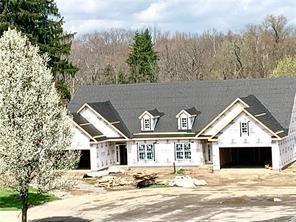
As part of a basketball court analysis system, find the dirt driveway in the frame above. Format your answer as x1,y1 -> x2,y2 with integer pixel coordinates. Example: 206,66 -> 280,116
2,167 -> 296,222
2,185 -> 296,222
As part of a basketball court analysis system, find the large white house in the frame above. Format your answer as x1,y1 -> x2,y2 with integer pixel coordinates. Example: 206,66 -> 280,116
68,77 -> 296,171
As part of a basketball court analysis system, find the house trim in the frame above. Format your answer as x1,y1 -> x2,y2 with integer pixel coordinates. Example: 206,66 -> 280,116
139,111 -> 160,119
196,98 -> 249,137
133,132 -> 196,135
207,109 -> 281,140
176,109 -> 197,118
77,103 -> 129,139
243,109 -> 281,139
68,116 -> 97,142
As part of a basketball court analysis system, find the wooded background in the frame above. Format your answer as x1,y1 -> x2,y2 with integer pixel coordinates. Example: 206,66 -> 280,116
68,15 -> 296,94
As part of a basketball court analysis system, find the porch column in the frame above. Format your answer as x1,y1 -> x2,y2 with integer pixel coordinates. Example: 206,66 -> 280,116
212,142 -> 220,171
271,142 -> 280,171
90,146 -> 97,171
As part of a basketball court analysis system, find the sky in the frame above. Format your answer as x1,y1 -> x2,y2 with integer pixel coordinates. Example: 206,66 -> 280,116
56,0 -> 296,35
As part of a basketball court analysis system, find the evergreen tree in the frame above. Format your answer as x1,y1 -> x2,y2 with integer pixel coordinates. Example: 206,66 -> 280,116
0,0 -> 77,102
127,29 -> 158,83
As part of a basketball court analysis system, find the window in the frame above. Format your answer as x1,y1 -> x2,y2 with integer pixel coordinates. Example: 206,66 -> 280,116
175,143 -> 191,160
144,118 -> 151,130
138,144 -> 154,160
240,122 -> 249,135
181,117 -> 188,129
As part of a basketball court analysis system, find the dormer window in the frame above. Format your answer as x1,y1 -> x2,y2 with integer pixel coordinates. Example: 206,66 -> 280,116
144,118 -> 151,130
181,117 -> 188,129
176,107 -> 200,131
139,109 -> 164,132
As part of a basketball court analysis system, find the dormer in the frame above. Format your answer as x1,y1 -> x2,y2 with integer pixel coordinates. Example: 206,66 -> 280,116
139,109 -> 164,131
176,107 -> 200,131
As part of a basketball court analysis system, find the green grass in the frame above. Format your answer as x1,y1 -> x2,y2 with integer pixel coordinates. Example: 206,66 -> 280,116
0,187 -> 59,211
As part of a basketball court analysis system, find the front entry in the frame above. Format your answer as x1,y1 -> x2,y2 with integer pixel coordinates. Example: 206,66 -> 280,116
115,145 -> 127,165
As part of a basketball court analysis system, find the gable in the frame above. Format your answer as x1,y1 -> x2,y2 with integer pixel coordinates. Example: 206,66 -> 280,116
79,106 -> 122,138
71,127 -> 91,149
201,100 -> 247,136
215,112 -> 273,146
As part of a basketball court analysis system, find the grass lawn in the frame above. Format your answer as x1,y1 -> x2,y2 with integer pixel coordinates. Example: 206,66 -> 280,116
0,187 -> 59,211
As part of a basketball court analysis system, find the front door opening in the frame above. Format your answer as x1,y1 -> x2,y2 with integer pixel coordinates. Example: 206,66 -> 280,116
119,145 -> 127,165
220,147 -> 271,168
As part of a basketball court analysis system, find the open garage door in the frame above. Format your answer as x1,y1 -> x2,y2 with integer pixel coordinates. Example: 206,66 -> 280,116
220,147 -> 271,168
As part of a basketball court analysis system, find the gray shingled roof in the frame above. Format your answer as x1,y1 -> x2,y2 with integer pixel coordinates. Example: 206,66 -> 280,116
240,95 -> 286,136
68,77 -> 296,136
184,107 -> 201,116
146,108 -> 164,117
87,101 -> 131,137
71,113 -> 103,141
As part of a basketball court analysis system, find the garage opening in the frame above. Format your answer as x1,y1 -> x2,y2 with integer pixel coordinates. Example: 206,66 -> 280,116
77,150 -> 91,169
220,147 -> 271,168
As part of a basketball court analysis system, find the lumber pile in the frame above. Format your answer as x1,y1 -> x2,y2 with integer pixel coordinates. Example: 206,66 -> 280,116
133,173 -> 158,188
96,175 -> 133,188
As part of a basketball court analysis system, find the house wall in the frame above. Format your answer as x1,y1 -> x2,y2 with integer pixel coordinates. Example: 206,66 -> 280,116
212,112 -> 276,170
70,127 -> 91,150
278,93 -> 296,169
80,107 -> 121,138
90,142 -> 115,171
127,140 -> 204,167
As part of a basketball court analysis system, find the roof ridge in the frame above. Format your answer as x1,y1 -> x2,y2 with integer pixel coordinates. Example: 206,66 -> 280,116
77,77 -> 296,90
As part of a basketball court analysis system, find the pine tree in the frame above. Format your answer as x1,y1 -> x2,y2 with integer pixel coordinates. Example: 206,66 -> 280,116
0,0 -> 77,102
0,29 -> 78,222
127,29 -> 158,83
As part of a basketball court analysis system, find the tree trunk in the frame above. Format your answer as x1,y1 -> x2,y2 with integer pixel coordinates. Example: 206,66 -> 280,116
20,186 -> 29,222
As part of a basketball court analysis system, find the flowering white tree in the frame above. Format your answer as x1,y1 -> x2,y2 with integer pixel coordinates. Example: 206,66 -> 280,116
0,29 -> 79,222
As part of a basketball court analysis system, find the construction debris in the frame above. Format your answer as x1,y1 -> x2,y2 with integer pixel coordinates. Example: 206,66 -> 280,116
108,166 -> 126,174
133,173 -> 158,188
96,175 -> 134,189
168,175 -> 207,188
273,197 -> 282,202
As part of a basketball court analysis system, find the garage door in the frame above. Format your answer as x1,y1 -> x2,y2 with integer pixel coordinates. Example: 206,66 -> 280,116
219,147 -> 271,168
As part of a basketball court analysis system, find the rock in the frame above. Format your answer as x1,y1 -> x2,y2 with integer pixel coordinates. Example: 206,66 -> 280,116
168,176 -> 207,188
273,197 -> 282,202
193,179 -> 207,186
108,166 -> 125,174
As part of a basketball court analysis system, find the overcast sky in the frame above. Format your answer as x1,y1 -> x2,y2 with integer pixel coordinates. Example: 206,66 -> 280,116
56,0 -> 296,35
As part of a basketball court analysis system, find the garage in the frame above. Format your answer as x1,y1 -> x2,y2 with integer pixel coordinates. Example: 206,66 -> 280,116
219,147 -> 271,168
77,150 -> 91,169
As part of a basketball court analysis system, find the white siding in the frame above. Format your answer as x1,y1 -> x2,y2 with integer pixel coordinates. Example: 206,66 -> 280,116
217,112 -> 272,147
278,92 -> 296,169
70,127 -> 90,150
80,107 -> 121,138
127,140 -> 204,167
212,112 -> 277,170
90,142 -> 115,171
